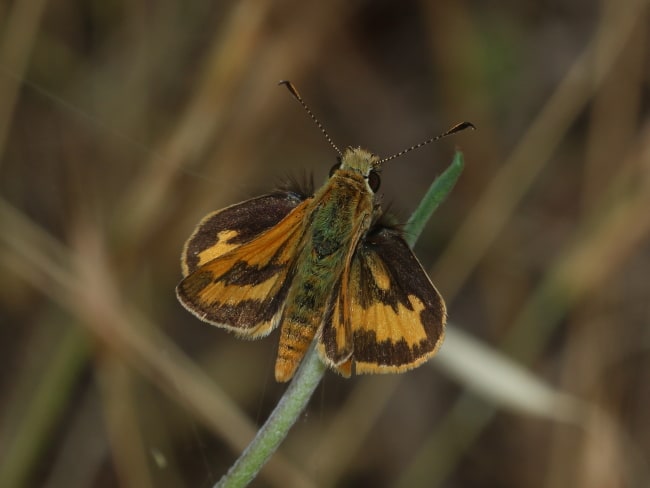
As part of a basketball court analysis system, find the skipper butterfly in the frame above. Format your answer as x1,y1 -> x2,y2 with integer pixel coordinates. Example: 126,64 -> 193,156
176,81 -> 472,382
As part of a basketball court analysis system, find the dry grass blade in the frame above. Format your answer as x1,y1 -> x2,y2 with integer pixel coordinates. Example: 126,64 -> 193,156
0,0 -> 48,165
117,0 -> 274,243
432,0 -> 649,301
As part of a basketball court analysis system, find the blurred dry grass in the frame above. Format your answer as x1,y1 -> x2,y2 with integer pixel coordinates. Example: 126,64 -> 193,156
1,1 -> 649,487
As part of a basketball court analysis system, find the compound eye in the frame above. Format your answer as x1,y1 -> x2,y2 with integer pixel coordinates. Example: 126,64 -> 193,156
367,170 -> 381,192
329,159 -> 341,177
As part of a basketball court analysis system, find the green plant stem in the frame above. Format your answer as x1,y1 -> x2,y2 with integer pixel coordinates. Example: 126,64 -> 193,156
214,151 -> 465,488
406,151 -> 464,246
215,344 -> 326,488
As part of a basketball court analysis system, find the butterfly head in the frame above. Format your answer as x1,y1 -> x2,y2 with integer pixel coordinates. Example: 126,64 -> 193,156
332,147 -> 381,192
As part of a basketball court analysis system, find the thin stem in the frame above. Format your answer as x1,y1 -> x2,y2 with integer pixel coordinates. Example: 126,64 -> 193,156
405,151 -> 465,247
215,344 -> 326,488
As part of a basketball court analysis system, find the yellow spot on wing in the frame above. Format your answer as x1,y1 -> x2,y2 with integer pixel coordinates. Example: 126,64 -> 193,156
197,229 -> 240,266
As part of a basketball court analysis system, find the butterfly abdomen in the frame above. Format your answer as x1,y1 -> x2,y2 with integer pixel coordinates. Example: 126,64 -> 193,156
275,230 -> 352,381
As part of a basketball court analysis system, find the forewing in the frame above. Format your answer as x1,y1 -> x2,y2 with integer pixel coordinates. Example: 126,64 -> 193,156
181,191 -> 307,276
345,227 -> 446,374
176,194 -> 311,337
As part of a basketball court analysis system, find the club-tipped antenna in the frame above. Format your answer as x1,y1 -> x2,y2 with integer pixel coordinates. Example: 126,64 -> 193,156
378,121 -> 475,165
279,80 -> 342,157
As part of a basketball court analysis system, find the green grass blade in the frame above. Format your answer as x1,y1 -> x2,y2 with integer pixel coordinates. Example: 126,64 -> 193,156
405,151 -> 464,247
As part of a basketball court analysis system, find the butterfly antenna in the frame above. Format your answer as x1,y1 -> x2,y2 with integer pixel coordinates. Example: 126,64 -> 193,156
378,121 -> 475,165
279,80 -> 342,157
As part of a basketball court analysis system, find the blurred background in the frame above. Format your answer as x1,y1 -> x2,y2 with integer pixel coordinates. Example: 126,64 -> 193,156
1,0 -> 649,487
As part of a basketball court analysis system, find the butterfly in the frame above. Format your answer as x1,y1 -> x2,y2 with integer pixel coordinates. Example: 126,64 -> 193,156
176,81 -> 473,382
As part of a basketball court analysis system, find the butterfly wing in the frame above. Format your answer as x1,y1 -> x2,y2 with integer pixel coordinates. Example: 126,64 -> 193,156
177,191 -> 311,337
320,225 -> 446,375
